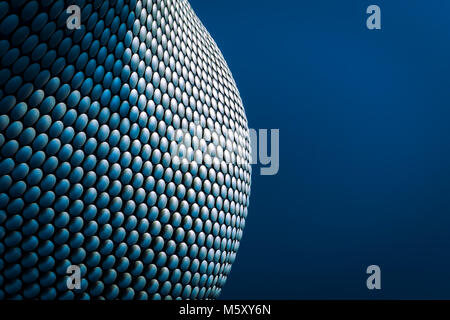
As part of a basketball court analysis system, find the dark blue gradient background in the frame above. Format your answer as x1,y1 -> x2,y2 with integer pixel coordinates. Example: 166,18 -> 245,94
190,0 -> 450,299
